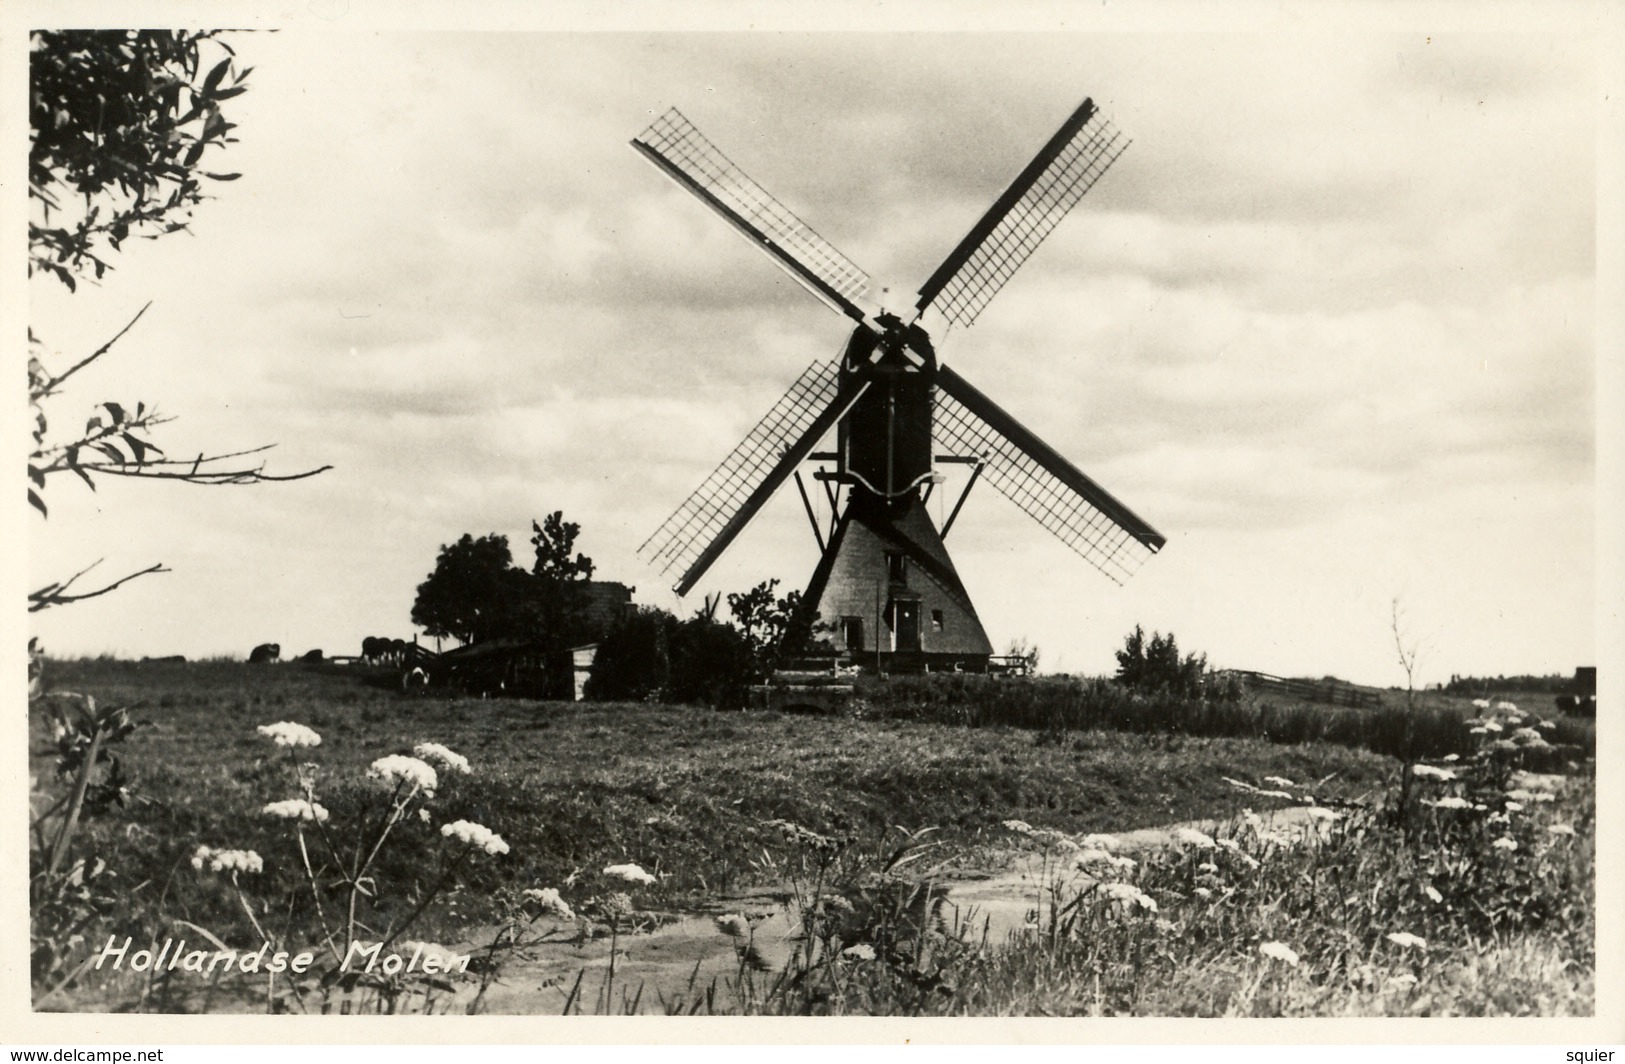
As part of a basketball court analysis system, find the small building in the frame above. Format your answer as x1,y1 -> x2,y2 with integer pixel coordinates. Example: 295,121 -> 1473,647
578,582 -> 636,639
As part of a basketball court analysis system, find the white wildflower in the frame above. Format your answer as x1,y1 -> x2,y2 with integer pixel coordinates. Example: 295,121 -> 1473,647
1386,972 -> 1419,990
1548,823 -> 1576,837
1385,931 -> 1427,950
193,845 -> 263,875
1538,720 -> 1557,731
1257,789 -> 1295,800
1424,884 -> 1443,904
1469,727 -> 1487,736
263,798 -> 329,823
1259,941 -> 1300,967
1001,819 -> 1034,835
1481,721 -> 1503,733
1197,861 -> 1219,873
603,862 -> 657,886
523,887 -> 575,920
1076,849 -> 1114,869
1193,886 -> 1213,899
1080,833 -> 1119,852
1486,811 -> 1511,826
1411,764 -> 1457,781
1263,776 -> 1296,788
841,943 -> 876,961
1471,699 -> 1490,709
1100,883 -> 1158,912
413,742 -> 471,775
440,819 -> 509,855
1441,753 -> 1460,762
418,808 -> 431,823
714,913 -> 750,938
256,722 -> 321,748
1494,701 -> 1517,712
368,755 -> 438,792
1108,855 -> 1137,872
1491,836 -> 1517,852
1305,807 -> 1340,822
1423,796 -> 1472,810
1504,801 -> 1524,813
1172,828 -> 1216,849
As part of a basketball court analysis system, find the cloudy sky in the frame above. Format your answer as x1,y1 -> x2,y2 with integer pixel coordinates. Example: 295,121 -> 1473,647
19,10 -> 1618,685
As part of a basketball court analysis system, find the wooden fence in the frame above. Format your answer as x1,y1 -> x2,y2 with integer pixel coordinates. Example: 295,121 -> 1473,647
1227,670 -> 1385,709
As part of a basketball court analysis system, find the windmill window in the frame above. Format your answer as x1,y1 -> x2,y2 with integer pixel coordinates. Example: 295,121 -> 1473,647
886,551 -> 908,584
842,616 -> 864,652
931,610 -> 944,632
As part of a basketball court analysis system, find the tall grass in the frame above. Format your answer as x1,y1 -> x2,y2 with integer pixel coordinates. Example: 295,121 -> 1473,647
853,674 -> 1595,764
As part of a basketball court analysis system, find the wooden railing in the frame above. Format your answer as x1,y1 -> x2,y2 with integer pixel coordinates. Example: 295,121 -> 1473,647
1227,670 -> 1384,708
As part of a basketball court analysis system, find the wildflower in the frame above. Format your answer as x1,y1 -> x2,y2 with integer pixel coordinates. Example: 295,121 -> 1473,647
1505,801 -> 1523,813
1385,931 -> 1427,950
1481,721 -> 1503,733
1471,699 -> 1490,709
1263,776 -> 1296,788
1197,861 -> 1219,873
1386,972 -> 1419,990
263,798 -> 330,823
523,887 -> 575,919
1491,836 -> 1517,852
1488,739 -> 1518,753
192,845 -> 263,875
1469,727 -> 1487,736
1538,719 -> 1557,731
1548,823 -> 1576,837
418,808 -> 431,823
1193,887 -> 1213,899
1080,833 -> 1119,852
368,755 -> 438,792
714,913 -> 750,938
1257,790 -> 1295,800
1172,828 -> 1216,849
1485,811 -> 1511,826
603,863 -> 657,886
1001,819 -> 1034,835
1441,753 -> 1459,762
1259,941 -> 1300,967
1424,884 -> 1443,904
1495,701 -> 1517,712
256,722 -> 321,748
1305,807 -> 1340,822
1108,855 -> 1137,872
440,820 -> 510,856
413,742 -> 471,775
1100,883 -> 1158,912
1076,849 -> 1114,869
1511,727 -> 1545,745
1423,796 -> 1472,810
1411,764 -> 1457,781
841,943 -> 876,961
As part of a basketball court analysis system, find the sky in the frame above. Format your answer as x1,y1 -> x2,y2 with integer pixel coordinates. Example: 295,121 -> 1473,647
17,10 -> 1621,686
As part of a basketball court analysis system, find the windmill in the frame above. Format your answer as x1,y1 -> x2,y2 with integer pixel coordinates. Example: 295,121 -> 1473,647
633,98 -> 1165,672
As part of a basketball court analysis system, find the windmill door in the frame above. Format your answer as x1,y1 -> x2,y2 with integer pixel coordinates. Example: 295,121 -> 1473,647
893,601 -> 921,652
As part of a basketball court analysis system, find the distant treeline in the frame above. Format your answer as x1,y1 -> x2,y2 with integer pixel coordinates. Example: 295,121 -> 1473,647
1443,673 -> 1573,695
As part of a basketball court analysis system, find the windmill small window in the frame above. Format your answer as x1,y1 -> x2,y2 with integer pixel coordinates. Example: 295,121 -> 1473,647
842,616 -> 864,652
931,609 -> 944,633
886,551 -> 907,585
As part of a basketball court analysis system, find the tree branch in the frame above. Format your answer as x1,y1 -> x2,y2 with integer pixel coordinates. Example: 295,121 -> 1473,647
30,560 -> 170,612
31,302 -> 153,402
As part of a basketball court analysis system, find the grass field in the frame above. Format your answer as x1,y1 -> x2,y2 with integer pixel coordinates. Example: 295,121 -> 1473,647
29,658 -> 1595,1016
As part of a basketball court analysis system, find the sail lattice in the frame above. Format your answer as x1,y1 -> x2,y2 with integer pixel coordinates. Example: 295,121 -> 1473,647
933,382 -> 1158,585
634,109 -> 873,316
640,359 -> 844,585
919,112 -> 1128,330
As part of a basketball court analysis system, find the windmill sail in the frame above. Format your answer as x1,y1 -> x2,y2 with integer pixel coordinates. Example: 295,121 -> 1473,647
915,99 -> 1129,330
632,108 -> 875,322
933,364 -> 1164,585
640,359 -> 871,596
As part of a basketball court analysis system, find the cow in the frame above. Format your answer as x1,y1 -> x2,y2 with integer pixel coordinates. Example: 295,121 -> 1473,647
249,643 -> 281,664
362,636 -> 386,664
299,649 -> 323,663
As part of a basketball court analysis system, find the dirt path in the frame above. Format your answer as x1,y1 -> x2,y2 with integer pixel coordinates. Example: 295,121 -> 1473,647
465,803 -> 1337,1014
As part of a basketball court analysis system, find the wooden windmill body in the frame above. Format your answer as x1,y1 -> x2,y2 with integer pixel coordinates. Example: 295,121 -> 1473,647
633,100 -> 1165,672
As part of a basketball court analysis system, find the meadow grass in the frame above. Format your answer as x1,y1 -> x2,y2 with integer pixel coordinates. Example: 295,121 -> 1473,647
30,658 -> 1595,1015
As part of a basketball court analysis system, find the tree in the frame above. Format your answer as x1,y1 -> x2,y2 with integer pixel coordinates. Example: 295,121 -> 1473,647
28,30 -> 328,611
727,579 -> 827,683
1114,625 -> 1207,700
410,534 -> 529,646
